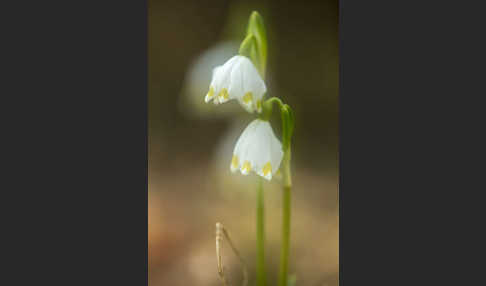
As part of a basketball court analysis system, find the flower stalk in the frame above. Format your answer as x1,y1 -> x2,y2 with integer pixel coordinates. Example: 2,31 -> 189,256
279,151 -> 292,286
256,178 -> 266,286
262,97 -> 294,286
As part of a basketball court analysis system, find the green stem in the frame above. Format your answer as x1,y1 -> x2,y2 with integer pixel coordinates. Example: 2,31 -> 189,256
279,149 -> 292,286
256,178 -> 266,286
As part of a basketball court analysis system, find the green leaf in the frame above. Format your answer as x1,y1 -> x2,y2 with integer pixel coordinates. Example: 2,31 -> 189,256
246,11 -> 268,77
285,104 -> 295,141
281,107 -> 289,149
281,104 -> 294,150
239,34 -> 259,69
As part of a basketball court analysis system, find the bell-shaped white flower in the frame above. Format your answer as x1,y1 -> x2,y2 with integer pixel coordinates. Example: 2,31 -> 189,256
205,55 -> 267,113
230,119 -> 283,180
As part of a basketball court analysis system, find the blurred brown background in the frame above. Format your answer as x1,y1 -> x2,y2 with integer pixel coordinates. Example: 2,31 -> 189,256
149,0 -> 338,285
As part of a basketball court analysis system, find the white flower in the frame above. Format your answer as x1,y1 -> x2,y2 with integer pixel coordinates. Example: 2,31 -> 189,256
205,55 -> 267,113
230,119 -> 283,180
179,41 -> 242,118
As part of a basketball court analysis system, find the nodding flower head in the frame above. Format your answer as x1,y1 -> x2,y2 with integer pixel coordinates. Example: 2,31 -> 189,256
205,55 -> 266,113
230,119 -> 283,181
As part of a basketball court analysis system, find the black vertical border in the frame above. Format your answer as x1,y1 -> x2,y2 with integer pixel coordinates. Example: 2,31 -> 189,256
339,0 -> 486,284
338,0 -> 343,284
1,0 -> 149,284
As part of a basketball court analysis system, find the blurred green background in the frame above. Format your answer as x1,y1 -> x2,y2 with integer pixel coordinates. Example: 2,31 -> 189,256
149,0 -> 338,285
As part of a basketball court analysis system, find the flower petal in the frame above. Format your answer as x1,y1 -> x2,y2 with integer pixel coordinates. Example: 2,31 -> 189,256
205,55 -> 266,113
230,119 -> 283,180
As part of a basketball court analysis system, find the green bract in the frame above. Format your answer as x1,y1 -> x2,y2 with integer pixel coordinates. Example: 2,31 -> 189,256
239,11 -> 268,78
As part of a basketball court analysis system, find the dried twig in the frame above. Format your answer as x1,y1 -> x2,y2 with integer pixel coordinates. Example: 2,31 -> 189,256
215,222 -> 248,286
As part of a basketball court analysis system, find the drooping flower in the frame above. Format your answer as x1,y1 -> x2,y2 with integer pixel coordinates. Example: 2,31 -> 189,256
205,55 -> 266,113
230,119 -> 283,180
179,41 -> 243,118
